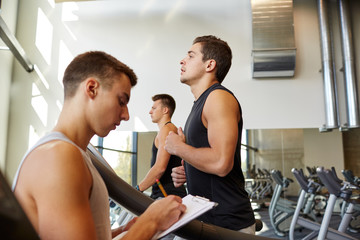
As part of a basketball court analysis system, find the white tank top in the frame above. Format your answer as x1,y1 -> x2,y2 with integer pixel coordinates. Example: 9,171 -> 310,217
12,132 -> 112,240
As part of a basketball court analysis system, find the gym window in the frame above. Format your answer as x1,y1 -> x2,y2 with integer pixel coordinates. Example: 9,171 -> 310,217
90,131 -> 138,186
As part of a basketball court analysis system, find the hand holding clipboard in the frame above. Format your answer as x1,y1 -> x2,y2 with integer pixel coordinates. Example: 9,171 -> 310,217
153,194 -> 218,239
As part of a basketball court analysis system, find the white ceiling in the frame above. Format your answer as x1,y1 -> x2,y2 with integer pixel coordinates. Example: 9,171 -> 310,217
55,0 -> 96,2
54,0 -> 241,18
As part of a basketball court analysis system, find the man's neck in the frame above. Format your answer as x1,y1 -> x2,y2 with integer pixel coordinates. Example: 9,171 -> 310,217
54,103 -> 93,151
157,117 -> 172,130
190,79 -> 219,100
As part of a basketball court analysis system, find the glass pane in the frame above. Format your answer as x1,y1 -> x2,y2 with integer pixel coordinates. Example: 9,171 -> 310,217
89,135 -> 98,146
103,131 -> 132,152
102,149 -> 132,185
90,131 -> 135,185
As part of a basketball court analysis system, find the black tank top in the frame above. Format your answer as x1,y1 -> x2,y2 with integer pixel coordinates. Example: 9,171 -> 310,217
150,141 -> 187,199
184,83 -> 255,230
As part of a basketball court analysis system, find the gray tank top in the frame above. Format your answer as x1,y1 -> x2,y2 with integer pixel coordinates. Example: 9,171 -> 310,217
12,132 -> 112,240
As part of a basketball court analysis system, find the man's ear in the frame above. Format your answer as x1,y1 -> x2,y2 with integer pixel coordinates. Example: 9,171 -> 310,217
85,78 -> 100,99
162,106 -> 169,115
206,59 -> 216,72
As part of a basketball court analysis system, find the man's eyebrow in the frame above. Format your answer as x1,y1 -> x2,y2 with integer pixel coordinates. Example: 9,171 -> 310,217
188,50 -> 195,55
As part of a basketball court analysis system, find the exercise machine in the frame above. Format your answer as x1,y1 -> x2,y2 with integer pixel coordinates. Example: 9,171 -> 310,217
268,169 -> 296,237
341,169 -> 360,233
246,168 -> 273,210
289,167 -> 359,240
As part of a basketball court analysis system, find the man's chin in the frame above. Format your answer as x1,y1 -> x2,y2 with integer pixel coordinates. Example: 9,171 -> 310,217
180,78 -> 188,84
98,130 -> 112,138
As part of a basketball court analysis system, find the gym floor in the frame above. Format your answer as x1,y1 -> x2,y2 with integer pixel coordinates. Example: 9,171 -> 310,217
254,207 -> 360,239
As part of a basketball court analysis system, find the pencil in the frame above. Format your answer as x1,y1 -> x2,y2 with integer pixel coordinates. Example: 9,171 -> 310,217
156,179 -> 168,197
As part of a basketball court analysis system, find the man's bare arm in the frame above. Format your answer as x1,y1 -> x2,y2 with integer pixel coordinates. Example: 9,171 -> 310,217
138,126 -> 172,191
14,141 -> 97,240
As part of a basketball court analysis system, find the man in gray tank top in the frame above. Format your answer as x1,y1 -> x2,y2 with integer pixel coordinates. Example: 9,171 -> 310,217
12,51 -> 186,240
165,36 -> 256,235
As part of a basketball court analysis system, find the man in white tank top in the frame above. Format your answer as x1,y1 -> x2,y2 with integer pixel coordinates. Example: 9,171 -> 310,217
12,51 -> 186,240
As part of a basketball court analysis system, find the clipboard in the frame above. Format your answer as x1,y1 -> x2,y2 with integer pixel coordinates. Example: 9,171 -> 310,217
153,194 -> 218,239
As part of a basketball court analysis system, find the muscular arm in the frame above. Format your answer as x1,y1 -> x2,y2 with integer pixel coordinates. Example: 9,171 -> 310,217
166,90 -> 240,177
138,126 -> 172,191
111,217 -> 137,238
14,141 -> 97,240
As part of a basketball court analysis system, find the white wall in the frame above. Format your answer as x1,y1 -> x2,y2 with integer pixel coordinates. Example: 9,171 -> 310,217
0,0 -> 17,177
303,128 -> 345,175
137,131 -> 156,195
4,0 -> 360,179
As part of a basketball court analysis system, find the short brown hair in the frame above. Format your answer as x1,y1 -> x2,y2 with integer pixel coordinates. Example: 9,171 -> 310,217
63,51 -> 137,98
193,35 -> 232,83
152,94 -> 176,117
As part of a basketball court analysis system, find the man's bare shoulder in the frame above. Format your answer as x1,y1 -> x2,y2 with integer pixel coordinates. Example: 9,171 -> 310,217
14,140 -> 95,238
205,89 -> 239,113
203,89 -> 240,126
16,140 -> 91,196
209,88 -> 237,103
26,140 -> 84,170
158,123 -> 177,139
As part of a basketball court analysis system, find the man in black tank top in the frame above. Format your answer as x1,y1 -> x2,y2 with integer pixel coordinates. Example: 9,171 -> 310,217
137,94 -> 187,199
165,36 -> 255,234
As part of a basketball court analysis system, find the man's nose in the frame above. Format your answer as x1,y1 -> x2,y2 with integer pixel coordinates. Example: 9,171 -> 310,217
121,106 -> 130,121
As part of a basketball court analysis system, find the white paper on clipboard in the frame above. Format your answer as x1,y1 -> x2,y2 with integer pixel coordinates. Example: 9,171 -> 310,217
153,194 -> 217,239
